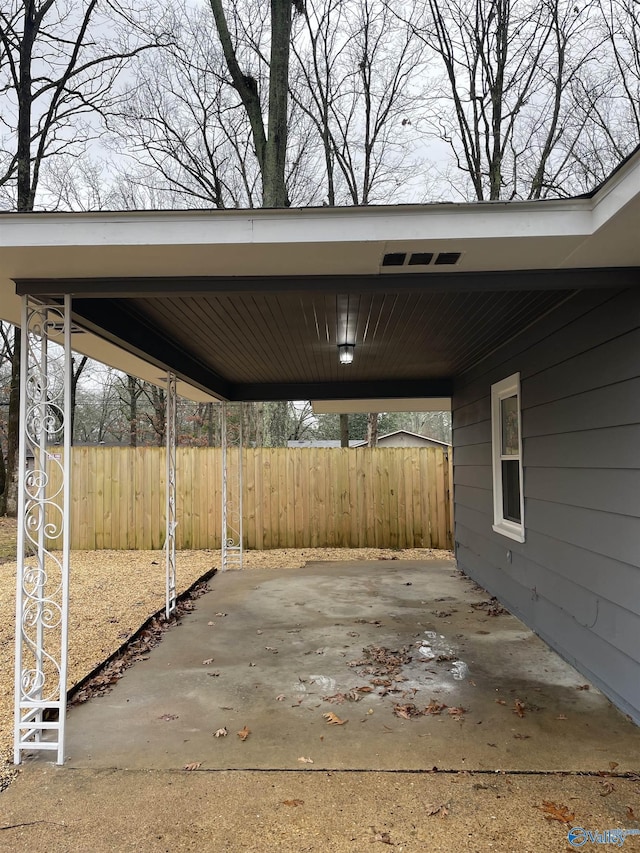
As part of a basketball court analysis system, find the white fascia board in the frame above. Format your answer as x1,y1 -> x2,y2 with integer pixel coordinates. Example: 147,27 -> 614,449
0,199 -> 594,253
590,149 -> 640,231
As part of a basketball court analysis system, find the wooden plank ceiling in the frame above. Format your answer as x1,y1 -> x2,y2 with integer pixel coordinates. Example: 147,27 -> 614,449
68,286 -> 574,401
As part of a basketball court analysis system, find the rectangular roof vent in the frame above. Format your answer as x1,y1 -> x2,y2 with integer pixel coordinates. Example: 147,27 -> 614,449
434,252 -> 461,265
408,252 -> 434,265
382,252 -> 407,266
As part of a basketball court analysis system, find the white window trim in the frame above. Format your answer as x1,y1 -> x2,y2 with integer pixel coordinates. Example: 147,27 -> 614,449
491,372 -> 525,543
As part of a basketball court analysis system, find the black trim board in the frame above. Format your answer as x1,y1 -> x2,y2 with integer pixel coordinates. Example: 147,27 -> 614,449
14,267 -> 640,297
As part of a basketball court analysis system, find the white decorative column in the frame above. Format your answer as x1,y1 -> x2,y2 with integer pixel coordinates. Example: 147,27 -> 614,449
221,402 -> 243,571
165,372 -> 177,618
14,295 -> 71,765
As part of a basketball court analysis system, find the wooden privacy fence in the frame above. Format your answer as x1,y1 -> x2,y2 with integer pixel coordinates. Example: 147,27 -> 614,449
50,446 -> 453,551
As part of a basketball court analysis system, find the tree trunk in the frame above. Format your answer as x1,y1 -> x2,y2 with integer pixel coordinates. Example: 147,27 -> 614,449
207,402 -> 215,446
263,0 -> 293,207
367,412 -> 378,447
70,355 -> 88,446
128,375 -> 138,447
2,330 -> 21,516
340,413 -> 349,448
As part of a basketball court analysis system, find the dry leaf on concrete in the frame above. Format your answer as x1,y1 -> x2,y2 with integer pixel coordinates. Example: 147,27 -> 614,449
283,799 -> 304,807
323,712 -> 348,725
448,706 -> 467,718
202,658 -> 214,666
213,727 -> 228,738
536,801 -> 575,824
298,756 -> 314,763
183,762 -> 201,771
513,699 -> 526,718
158,713 -> 178,721
237,725 -> 251,741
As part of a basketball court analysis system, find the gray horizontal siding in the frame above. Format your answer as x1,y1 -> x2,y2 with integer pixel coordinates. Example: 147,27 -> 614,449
453,287 -> 640,724
525,468 -> 640,516
524,377 -> 640,436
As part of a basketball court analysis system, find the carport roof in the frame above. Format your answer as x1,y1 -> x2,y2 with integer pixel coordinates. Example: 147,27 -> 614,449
0,146 -> 639,403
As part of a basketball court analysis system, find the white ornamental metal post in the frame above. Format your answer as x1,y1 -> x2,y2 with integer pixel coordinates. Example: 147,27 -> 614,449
14,295 -> 71,765
221,402 -> 243,571
165,372 -> 177,618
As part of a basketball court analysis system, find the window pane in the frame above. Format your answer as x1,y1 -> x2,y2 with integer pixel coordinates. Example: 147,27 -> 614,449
501,395 -> 519,456
502,459 -> 521,523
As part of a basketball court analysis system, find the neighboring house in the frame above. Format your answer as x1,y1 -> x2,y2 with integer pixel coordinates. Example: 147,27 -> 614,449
352,430 -> 451,448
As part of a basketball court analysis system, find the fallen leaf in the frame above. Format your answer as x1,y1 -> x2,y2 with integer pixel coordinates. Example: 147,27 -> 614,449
424,699 -> 447,716
158,713 -> 179,721
323,712 -> 348,725
599,780 -> 615,796
207,621 -> 215,626
283,799 -> 304,807
495,699 -> 507,706
249,662 -> 256,667
426,803 -> 449,818
276,694 -> 286,702
536,801 -> 575,824
367,709 -> 374,715
202,658 -> 214,666
207,671 -> 221,677
393,703 -> 422,719
183,762 -> 201,771
626,806 -> 636,820
513,699 -> 526,718
215,613 -> 227,617
513,733 -> 530,740
237,725 -> 251,741
576,684 -> 590,690
609,761 -> 619,771
265,646 -> 278,652
298,756 -> 314,764
323,692 -> 349,704
214,727 -> 228,738
448,706 -> 467,718
356,685 -> 373,694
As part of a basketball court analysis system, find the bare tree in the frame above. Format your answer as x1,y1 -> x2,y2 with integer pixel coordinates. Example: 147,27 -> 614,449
291,0 -> 427,205
210,0 -> 299,207
408,0 -> 606,200
0,0 -> 166,513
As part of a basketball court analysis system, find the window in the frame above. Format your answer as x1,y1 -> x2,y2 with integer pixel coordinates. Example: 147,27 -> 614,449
491,373 -> 525,542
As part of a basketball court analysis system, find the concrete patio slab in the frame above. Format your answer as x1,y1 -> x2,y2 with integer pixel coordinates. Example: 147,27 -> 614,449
24,559 -> 640,775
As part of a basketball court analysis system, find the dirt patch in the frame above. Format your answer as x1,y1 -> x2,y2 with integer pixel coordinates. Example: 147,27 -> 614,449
0,517 -> 452,790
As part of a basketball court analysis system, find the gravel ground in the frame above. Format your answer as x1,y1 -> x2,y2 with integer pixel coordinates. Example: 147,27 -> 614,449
0,531 -> 451,790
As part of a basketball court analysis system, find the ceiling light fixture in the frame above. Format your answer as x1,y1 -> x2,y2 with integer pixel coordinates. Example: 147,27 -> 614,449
338,343 -> 355,365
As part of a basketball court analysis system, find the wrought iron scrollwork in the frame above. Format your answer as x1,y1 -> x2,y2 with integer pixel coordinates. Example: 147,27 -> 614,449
14,297 -> 71,765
